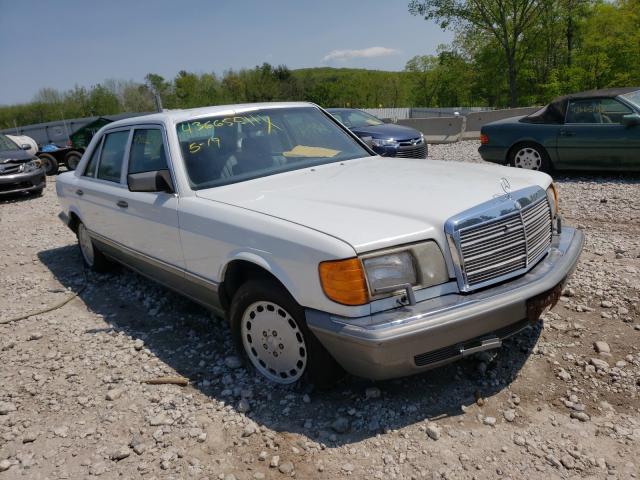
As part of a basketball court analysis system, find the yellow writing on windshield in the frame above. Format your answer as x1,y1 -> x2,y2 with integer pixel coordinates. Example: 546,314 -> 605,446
181,115 -> 282,135
189,136 -> 221,154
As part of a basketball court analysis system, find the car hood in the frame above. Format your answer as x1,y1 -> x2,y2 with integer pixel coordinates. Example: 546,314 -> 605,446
350,123 -> 421,141
195,157 -> 550,253
0,149 -> 32,162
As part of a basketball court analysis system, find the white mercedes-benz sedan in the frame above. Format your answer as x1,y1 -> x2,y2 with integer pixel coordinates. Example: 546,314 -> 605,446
56,102 -> 583,385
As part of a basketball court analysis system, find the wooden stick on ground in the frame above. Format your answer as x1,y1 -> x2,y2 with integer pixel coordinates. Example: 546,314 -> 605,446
143,376 -> 189,386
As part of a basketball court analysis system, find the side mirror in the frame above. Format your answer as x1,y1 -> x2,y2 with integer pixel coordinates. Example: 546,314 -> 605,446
621,113 -> 640,127
127,169 -> 174,193
21,144 -> 31,150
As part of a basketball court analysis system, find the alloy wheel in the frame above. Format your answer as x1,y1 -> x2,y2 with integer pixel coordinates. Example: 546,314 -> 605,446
241,301 -> 307,384
513,147 -> 542,170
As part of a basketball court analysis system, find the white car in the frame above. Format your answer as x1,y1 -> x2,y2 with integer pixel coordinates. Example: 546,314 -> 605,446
56,102 -> 583,385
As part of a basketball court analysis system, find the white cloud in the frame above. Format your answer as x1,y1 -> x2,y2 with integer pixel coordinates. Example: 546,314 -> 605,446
322,46 -> 399,63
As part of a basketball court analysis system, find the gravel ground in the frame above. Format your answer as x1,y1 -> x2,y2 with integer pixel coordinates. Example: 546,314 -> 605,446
1,140 -> 639,479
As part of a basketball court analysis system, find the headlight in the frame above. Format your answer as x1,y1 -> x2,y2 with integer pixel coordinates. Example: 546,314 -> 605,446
371,138 -> 399,147
22,159 -> 42,173
363,251 -> 417,293
319,242 -> 449,306
546,183 -> 559,217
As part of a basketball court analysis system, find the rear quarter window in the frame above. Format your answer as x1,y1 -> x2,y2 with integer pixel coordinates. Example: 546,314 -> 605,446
83,142 -> 101,177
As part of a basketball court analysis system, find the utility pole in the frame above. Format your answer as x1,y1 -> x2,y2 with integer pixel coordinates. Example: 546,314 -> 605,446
154,92 -> 163,112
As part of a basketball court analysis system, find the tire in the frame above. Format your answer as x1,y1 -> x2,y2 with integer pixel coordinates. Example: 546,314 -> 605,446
229,279 -> 344,387
39,153 -> 59,176
65,152 -> 82,171
77,222 -> 112,272
508,143 -> 551,173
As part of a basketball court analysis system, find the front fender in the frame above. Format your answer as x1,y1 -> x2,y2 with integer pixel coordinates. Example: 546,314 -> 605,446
219,250 -> 303,306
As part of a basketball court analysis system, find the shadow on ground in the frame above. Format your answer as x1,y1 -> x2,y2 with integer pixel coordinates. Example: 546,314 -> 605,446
0,190 -> 43,204
39,243 -> 540,446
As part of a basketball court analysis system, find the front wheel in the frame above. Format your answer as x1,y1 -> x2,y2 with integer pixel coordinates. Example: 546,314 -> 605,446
509,143 -> 551,172
229,279 -> 343,387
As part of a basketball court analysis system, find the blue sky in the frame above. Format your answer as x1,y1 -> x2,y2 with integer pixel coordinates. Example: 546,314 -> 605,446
0,0 -> 450,105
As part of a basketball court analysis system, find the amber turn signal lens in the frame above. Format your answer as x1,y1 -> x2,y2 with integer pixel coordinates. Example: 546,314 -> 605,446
319,258 -> 369,306
548,182 -> 559,215
480,134 -> 489,145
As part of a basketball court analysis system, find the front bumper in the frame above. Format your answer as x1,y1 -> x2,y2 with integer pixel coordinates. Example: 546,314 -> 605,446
478,145 -> 508,164
374,143 -> 429,159
306,226 -> 584,380
0,168 -> 46,195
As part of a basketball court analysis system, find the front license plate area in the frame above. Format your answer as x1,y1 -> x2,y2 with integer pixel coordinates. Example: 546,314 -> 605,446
526,282 -> 563,322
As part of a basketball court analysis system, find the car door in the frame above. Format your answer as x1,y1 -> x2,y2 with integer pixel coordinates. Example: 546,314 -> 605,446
557,97 -> 635,170
76,127 -> 132,242
116,126 -> 184,269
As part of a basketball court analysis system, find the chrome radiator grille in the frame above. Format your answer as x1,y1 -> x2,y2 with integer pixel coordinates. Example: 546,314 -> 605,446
446,186 -> 553,291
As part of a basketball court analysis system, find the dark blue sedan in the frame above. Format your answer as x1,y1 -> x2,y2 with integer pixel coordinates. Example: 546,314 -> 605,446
327,108 -> 428,159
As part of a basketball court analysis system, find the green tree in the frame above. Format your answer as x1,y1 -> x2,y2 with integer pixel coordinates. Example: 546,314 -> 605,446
410,0 -> 547,106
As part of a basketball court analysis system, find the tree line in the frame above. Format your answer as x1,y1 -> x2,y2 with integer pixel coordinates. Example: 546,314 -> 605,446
0,0 -> 637,129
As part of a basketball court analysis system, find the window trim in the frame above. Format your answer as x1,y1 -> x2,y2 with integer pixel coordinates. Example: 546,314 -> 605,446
564,97 -> 633,126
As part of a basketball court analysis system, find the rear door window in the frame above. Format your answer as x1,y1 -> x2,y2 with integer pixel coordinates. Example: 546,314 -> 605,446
97,130 -> 129,183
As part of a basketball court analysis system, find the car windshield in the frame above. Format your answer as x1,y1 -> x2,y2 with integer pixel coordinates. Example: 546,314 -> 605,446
621,89 -> 640,109
331,109 -> 384,128
176,106 -> 371,189
0,134 -> 19,151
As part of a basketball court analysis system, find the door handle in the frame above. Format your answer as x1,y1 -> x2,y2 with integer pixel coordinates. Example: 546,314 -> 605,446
559,130 -> 576,137
75,189 -> 83,196
116,200 -> 128,208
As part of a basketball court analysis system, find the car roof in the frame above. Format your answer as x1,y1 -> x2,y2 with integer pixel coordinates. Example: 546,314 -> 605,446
551,87 -> 640,104
104,102 -> 317,129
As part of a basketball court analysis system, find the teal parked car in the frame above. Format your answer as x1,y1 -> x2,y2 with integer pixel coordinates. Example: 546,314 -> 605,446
479,87 -> 640,172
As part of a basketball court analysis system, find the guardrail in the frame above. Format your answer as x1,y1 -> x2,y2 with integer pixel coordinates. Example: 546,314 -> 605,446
397,117 -> 465,144
461,107 -> 539,140
382,107 -> 541,144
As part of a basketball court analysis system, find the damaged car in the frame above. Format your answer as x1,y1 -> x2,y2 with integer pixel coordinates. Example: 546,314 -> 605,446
56,102 -> 583,385
0,133 -> 46,197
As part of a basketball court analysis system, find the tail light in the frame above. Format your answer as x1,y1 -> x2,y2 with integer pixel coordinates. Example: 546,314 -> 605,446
480,134 -> 489,145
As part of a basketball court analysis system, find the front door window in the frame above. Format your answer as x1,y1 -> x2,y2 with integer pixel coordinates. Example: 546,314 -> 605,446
566,98 -> 632,124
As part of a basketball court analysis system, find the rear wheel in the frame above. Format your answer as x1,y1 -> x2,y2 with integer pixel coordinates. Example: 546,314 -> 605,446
39,154 -> 59,175
65,152 -> 82,171
77,222 -> 111,272
229,279 -> 343,387
508,143 -> 551,172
